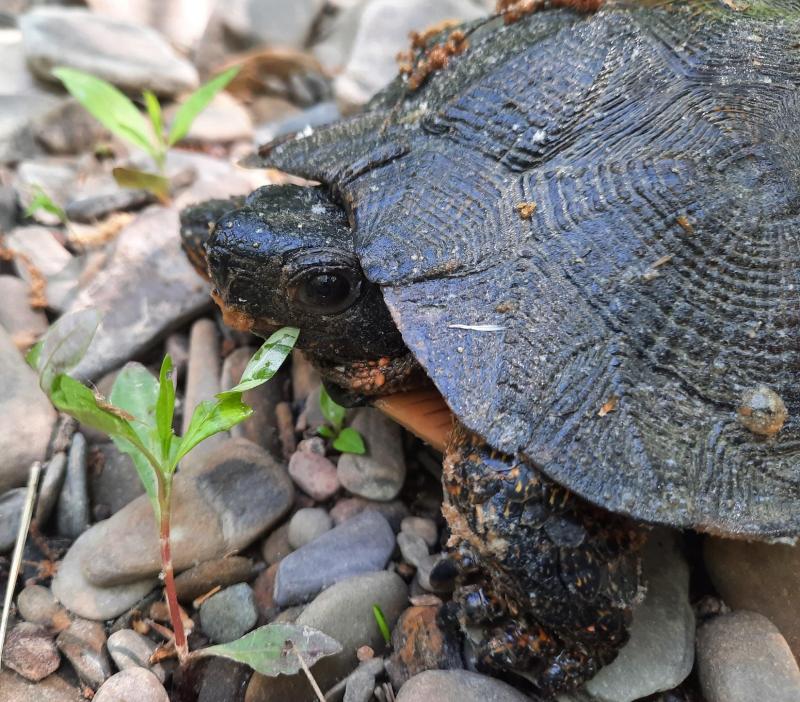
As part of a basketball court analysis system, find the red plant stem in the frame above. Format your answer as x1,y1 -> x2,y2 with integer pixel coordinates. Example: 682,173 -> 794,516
158,479 -> 188,661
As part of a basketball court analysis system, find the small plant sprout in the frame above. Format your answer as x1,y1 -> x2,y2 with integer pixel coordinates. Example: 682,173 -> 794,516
23,185 -> 68,225
372,604 -> 391,645
52,66 -> 240,200
317,386 -> 366,454
27,312 -> 344,675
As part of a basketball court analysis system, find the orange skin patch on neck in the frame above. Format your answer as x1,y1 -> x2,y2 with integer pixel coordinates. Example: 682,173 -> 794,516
374,387 -> 454,452
210,290 -> 256,333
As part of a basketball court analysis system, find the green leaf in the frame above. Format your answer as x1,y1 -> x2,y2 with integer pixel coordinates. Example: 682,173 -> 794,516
167,66 -> 240,147
220,327 -> 298,397
319,386 -> 346,433
112,435 -> 160,519
372,604 -> 391,645
26,340 -> 43,372
172,394 -> 253,470
316,425 -> 334,439
333,427 -> 365,455
112,167 -> 170,202
38,309 -> 101,392
155,355 -> 175,460
197,623 -> 341,677
142,90 -> 164,145
24,186 -> 67,224
53,67 -> 157,159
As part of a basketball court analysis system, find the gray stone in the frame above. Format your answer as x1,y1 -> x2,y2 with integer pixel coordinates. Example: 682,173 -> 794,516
396,670 -> 530,702
580,530 -> 694,702
89,443 -> 145,518
0,28 -> 38,94
401,516 -> 438,549
32,98 -> 111,156
0,94 -> 60,165
288,507 -> 333,549
65,188 -> 154,224
705,536 -> 800,659
195,657 -> 252,702
254,101 -> 340,145
3,622 -> 61,681
6,225 -> 81,311
0,325 -> 56,493
56,618 -> 112,688
0,185 -> 16,232
13,158 -> 77,225
181,318 -> 223,470
697,611 -> 800,702
56,432 -> 89,539
66,207 -> 210,381
288,450 -> 340,502
174,556 -> 254,603
221,0 -> 326,50
20,7 -> 198,96
107,629 -> 166,683
0,487 -> 25,552
246,571 -> 408,701
261,522 -> 293,565
332,0 -> 486,106
93,668 -> 169,702
0,275 -> 47,350
274,510 -> 395,607
344,667 -> 377,702
397,532 -> 429,568
17,585 -> 71,630
0,668 -> 80,702
77,438 -> 293,588
330,496 -> 409,532
416,554 -> 454,594
36,452 -> 67,526
200,582 -> 258,644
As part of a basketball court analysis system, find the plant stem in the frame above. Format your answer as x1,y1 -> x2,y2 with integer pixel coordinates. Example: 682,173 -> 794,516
293,645 -> 326,702
158,478 -> 188,661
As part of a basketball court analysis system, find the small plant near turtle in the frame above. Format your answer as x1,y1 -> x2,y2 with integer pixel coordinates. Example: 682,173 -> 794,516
27,311 -> 338,691
372,604 -> 392,645
23,185 -> 68,226
317,386 -> 366,454
53,66 -> 240,201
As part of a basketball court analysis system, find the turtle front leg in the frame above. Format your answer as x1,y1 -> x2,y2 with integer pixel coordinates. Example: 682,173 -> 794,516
442,423 -> 645,697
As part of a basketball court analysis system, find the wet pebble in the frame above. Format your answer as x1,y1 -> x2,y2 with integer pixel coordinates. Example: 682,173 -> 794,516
200,582 -> 258,644
56,618 -> 112,688
396,670 -> 530,702
107,629 -> 166,682
89,443 -> 145,518
194,657 -> 252,702
0,668 -> 79,702
93,667 -> 169,702
288,450 -> 340,501
3,622 -> 61,681
16,585 -> 71,631
247,571 -> 408,701
337,408 -> 406,501
401,516 -> 438,549
174,556 -> 254,603
0,274 -> 47,350
397,532 -> 429,568
288,507 -> 333,549
261,522 -> 293,565
252,562 -> 279,621
274,510 -> 396,607
56,432 -> 90,539
697,611 -> 800,702
35,452 -> 67,526
417,554 -> 456,594
344,666 -> 377,702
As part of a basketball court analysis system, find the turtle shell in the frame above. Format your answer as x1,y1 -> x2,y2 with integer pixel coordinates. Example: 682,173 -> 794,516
250,0 -> 800,537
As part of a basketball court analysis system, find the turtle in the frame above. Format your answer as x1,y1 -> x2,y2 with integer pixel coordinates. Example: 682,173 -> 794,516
180,0 -> 800,696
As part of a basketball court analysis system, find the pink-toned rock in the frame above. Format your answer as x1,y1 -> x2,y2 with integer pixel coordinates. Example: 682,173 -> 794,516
288,451 -> 340,501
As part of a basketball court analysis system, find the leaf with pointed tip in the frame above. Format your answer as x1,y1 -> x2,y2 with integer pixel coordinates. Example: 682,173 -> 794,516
167,66 -> 240,146
316,425 -> 334,439
333,427 -> 365,455
155,355 -> 176,460
143,90 -> 164,147
37,309 -> 101,392
220,327 -> 298,397
197,623 -> 341,677
319,386 -> 346,433
26,340 -> 43,371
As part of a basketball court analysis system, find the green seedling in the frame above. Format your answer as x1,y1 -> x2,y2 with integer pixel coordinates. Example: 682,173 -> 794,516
372,604 -> 391,645
317,386 -> 366,454
26,311 -> 345,682
53,66 -> 240,200
23,185 -> 68,225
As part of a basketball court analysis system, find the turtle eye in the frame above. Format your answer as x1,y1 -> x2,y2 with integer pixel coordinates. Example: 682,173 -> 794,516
291,269 -> 361,315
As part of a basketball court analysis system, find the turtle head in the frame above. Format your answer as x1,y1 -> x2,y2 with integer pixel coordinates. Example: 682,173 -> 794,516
206,185 -> 408,372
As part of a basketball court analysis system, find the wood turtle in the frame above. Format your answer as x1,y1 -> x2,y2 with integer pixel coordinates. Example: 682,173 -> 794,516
180,0 -> 800,695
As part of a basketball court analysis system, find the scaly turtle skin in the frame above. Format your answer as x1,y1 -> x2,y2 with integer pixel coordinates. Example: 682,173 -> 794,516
181,0 -> 800,695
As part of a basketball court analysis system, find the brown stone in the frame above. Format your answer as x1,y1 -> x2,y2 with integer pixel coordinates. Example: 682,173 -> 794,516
3,623 -> 61,681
